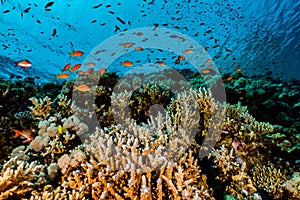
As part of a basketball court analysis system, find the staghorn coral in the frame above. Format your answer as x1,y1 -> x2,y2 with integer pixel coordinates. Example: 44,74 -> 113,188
208,145 -> 257,199
29,96 -> 52,120
60,150 -> 214,200
29,186 -> 87,200
250,164 -> 286,199
0,157 -> 46,199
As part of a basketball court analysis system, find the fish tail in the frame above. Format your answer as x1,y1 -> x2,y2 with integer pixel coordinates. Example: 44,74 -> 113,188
12,129 -> 22,138
68,51 -> 73,58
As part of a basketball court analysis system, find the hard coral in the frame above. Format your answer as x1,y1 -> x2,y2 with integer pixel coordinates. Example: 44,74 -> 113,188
0,157 -> 45,199
250,164 -> 286,199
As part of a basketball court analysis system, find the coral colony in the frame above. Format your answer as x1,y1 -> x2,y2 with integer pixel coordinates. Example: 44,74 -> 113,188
0,68 -> 299,199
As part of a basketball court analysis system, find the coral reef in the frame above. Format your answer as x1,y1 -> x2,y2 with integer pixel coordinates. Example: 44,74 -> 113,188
0,71 -> 299,199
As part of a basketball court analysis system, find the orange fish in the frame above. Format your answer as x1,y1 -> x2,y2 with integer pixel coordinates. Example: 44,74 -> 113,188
183,49 -> 194,54
178,55 -> 185,60
74,84 -> 91,92
70,64 -> 81,73
156,61 -> 166,66
135,46 -> 144,51
236,67 -> 242,73
56,73 -> 69,79
122,61 -> 133,67
201,69 -> 210,74
121,42 -> 135,47
175,55 -> 185,64
15,59 -> 32,68
13,129 -> 35,143
62,63 -> 71,72
69,50 -> 84,58
84,68 -> 94,75
205,59 -> 213,63
85,62 -> 96,67
136,32 -> 143,36
226,76 -> 233,81
76,70 -> 85,75
97,68 -> 106,75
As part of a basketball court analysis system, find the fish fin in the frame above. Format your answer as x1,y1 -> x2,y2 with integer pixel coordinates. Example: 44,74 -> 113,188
22,139 -> 31,143
68,51 -> 73,58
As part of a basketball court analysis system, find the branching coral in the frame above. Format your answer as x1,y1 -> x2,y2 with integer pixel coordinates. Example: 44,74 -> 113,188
0,157 -> 46,199
29,96 -> 52,120
208,145 -> 257,198
250,164 -> 286,199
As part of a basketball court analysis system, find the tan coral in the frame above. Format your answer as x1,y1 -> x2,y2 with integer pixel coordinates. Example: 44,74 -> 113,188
282,172 -> 300,198
0,157 -> 45,199
29,96 -> 52,120
250,164 -> 286,199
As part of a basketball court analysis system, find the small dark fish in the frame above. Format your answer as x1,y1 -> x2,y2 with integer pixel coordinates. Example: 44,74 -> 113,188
108,11 -> 114,14
92,4 -> 102,8
52,28 -> 57,37
21,12 -> 23,18
200,23 -> 205,26
3,10 -> 10,13
24,7 -> 31,13
36,19 -> 41,24
45,2 -> 54,9
91,19 -> 97,23
114,25 -> 120,33
106,4 -> 111,8
212,44 -> 220,48
100,23 -> 106,26
128,21 -> 131,25
10,74 -> 16,79
70,41 -> 73,47
116,17 -> 125,24
205,30 -> 212,34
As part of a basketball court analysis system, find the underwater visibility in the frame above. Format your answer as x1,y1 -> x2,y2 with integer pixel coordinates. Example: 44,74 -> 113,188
0,0 -> 300,199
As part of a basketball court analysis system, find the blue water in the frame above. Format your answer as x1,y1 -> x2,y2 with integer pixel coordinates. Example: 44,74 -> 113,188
0,0 -> 299,83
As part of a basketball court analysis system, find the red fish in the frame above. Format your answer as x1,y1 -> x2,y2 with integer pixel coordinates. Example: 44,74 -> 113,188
121,42 -> 135,47
56,73 -> 69,79
15,59 -> 32,68
69,50 -> 84,58
62,63 -> 71,72
97,68 -> 106,75
76,70 -> 85,75
70,64 -> 81,73
84,68 -> 94,75
122,61 -> 133,67
13,129 -> 35,143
